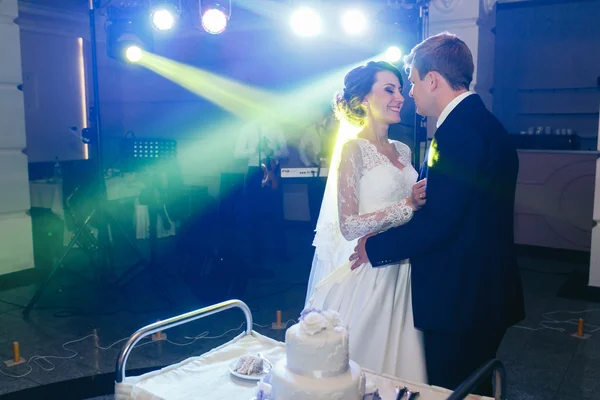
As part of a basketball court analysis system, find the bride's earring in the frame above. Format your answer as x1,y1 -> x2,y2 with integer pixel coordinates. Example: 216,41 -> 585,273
361,100 -> 369,112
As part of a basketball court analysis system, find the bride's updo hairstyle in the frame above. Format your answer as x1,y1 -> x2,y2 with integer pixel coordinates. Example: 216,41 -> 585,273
333,61 -> 403,127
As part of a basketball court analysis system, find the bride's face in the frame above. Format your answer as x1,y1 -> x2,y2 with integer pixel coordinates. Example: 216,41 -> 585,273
362,70 -> 404,125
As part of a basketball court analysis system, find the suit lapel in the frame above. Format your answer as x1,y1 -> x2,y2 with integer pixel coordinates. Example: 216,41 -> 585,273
420,137 -> 437,180
419,152 -> 428,180
418,94 -> 483,183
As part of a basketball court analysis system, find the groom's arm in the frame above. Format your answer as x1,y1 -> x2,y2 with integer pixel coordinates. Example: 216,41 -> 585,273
366,131 -> 485,266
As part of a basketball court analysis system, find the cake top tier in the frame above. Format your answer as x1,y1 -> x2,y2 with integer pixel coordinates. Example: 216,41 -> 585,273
284,308 -> 350,377
297,308 -> 345,336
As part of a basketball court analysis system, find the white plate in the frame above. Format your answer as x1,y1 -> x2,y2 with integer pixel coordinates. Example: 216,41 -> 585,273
229,358 -> 271,381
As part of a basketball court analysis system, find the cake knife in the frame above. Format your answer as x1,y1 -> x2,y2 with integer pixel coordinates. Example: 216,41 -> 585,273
257,352 -> 273,371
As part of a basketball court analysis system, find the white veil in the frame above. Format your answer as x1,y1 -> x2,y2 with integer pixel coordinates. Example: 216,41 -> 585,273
305,119 -> 362,304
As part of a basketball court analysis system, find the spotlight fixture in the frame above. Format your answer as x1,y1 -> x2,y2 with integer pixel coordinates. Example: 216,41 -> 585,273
290,6 -> 322,37
341,9 -> 367,35
106,4 -> 154,62
151,1 -> 180,31
385,46 -> 402,63
125,45 -> 143,62
200,0 -> 231,34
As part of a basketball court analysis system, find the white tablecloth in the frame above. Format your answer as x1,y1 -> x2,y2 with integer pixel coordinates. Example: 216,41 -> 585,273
115,332 -> 491,400
134,201 -> 176,240
106,174 -> 176,239
29,180 -> 64,219
106,174 -> 145,201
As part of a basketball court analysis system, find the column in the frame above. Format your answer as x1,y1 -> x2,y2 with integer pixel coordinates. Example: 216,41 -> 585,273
426,0 -> 497,135
589,110 -> 600,288
0,0 -> 35,275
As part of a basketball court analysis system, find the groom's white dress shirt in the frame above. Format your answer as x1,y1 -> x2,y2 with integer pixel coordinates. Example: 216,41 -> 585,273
436,91 -> 475,128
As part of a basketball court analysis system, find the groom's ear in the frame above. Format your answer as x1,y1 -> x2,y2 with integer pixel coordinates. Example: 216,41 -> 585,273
425,71 -> 438,92
428,72 -> 439,92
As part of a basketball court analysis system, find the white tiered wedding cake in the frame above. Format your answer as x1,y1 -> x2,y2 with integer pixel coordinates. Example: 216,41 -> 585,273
257,309 -> 366,400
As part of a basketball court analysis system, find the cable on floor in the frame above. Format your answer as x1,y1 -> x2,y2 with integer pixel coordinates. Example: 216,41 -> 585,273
0,318 -> 297,379
513,308 -> 600,334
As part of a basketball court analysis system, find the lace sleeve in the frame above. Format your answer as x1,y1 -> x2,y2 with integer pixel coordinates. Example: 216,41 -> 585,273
337,141 -> 414,241
392,140 -> 412,168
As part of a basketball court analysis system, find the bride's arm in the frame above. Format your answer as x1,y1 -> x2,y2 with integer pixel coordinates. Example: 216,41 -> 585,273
337,141 -> 416,242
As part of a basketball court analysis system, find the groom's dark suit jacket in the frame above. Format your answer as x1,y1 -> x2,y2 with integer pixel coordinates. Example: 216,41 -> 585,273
366,94 -> 525,332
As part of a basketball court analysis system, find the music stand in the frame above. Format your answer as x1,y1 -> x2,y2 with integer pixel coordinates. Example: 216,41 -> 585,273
22,1 -> 173,317
120,138 -> 177,171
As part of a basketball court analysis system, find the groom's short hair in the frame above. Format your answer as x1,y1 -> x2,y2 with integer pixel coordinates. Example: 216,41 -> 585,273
403,32 -> 474,91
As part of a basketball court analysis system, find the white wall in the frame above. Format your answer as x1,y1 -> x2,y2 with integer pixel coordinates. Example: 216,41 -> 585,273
588,108 -> 600,287
514,150 -> 596,251
0,0 -> 34,275
20,29 -> 88,162
426,0 -> 497,137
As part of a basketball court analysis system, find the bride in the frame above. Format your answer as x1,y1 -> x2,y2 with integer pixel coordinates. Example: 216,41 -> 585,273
305,61 -> 428,383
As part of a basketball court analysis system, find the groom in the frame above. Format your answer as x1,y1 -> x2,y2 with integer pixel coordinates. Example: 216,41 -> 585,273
350,32 -> 525,395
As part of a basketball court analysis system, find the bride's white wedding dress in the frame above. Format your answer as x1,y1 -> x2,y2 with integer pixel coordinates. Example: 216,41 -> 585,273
306,137 -> 427,383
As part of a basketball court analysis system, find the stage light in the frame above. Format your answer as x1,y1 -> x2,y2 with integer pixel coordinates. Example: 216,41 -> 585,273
200,0 -> 231,34
290,6 -> 322,37
202,8 -> 228,34
151,7 -> 177,31
385,46 -> 402,63
125,45 -> 143,62
106,5 -> 154,61
107,28 -> 151,62
341,9 -> 367,35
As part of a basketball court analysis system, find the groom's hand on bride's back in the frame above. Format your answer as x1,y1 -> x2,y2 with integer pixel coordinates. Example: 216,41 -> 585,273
410,179 -> 427,210
350,179 -> 427,270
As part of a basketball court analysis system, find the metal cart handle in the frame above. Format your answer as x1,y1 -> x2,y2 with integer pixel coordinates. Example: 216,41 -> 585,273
446,359 -> 506,400
115,299 -> 252,383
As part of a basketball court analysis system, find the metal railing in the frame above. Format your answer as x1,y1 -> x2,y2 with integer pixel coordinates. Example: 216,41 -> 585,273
115,299 -> 253,383
446,359 -> 506,400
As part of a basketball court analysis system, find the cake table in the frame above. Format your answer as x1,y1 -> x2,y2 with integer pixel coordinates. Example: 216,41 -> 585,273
114,301 -> 495,400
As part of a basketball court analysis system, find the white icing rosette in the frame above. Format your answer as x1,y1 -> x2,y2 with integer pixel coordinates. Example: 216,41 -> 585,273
322,309 -> 343,329
299,310 -> 330,335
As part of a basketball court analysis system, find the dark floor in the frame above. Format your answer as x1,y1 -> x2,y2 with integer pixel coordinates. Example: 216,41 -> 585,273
0,223 -> 599,400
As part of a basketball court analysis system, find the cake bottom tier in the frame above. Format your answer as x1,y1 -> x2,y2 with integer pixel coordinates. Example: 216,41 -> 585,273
269,360 -> 365,400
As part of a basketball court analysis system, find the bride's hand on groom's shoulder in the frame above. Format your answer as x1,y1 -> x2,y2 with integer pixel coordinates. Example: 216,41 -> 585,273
349,234 -> 375,270
410,179 -> 427,210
